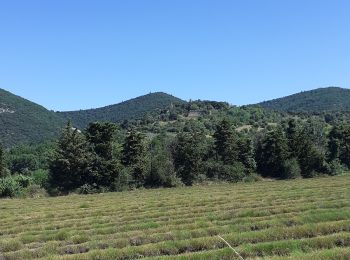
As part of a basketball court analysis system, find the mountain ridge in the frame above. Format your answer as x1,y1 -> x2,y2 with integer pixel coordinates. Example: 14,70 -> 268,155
257,87 -> 350,113
1,86 -> 350,147
57,92 -> 185,129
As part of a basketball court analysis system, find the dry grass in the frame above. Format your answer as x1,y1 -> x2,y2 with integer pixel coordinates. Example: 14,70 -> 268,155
0,175 -> 350,259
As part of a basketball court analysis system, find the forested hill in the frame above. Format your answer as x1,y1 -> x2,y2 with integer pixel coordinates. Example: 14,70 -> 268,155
57,92 -> 185,129
0,88 -> 64,147
258,87 -> 350,113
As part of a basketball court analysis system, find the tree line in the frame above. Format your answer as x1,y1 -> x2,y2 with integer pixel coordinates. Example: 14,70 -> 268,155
1,118 -> 350,197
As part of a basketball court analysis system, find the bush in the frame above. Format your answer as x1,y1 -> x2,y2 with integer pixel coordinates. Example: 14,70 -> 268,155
243,173 -> 263,183
146,157 -> 180,188
326,160 -> 348,176
281,158 -> 301,179
77,184 -> 99,195
31,169 -> 49,188
205,161 -> 246,183
0,177 -> 21,198
111,167 -> 131,192
13,174 -> 32,188
21,185 -> 47,198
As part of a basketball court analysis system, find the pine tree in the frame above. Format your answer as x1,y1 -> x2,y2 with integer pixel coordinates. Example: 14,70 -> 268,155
213,119 -> 238,164
256,127 -> 289,178
122,128 -> 147,187
237,137 -> 256,173
49,122 -> 91,192
286,119 -> 301,158
298,130 -> 324,178
85,122 -> 121,189
172,132 -> 207,185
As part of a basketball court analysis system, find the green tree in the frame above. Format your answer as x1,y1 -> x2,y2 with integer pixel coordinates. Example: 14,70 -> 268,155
256,127 -> 289,178
122,129 -> 147,187
237,137 -> 256,173
146,134 -> 178,187
298,135 -> 324,178
85,122 -> 121,189
49,122 -> 91,193
0,143 -> 5,178
286,119 -> 302,158
213,119 -> 238,164
172,132 -> 207,185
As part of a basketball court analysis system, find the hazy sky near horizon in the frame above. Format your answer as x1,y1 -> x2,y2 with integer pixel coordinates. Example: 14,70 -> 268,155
1,0 -> 350,111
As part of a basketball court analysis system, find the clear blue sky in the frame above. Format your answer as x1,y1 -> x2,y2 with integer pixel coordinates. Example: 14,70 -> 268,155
1,0 -> 349,111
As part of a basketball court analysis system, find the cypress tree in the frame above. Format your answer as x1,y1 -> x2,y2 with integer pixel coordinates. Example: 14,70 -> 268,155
49,122 -> 91,192
122,129 -> 147,187
85,122 -> 120,188
213,119 -> 238,164
256,127 -> 289,178
172,131 -> 207,185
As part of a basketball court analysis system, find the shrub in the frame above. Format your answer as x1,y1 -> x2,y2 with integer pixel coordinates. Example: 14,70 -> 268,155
21,185 -> 47,198
281,158 -> 301,179
31,169 -> 49,188
111,167 -> 131,192
13,174 -> 32,188
243,173 -> 263,183
77,184 -> 99,194
205,161 -> 246,182
0,176 -> 21,198
326,160 -> 348,176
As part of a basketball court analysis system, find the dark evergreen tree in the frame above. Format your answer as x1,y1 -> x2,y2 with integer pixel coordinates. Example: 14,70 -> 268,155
237,137 -> 256,173
286,119 -> 301,158
256,127 -> 289,178
49,122 -> 91,193
85,122 -> 121,189
213,119 -> 238,164
340,125 -> 350,167
122,129 -> 147,187
328,124 -> 343,162
298,130 -> 325,178
146,134 -> 178,187
172,132 -> 207,185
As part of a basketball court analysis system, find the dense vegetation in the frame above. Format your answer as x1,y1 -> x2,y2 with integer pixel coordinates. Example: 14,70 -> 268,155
58,92 -> 185,129
1,87 -> 350,198
3,87 -> 350,147
1,113 -> 349,198
0,88 -> 64,147
258,87 -> 350,114
1,175 -> 350,259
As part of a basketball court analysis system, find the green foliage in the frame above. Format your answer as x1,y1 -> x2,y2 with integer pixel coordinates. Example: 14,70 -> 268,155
172,132 -> 208,185
0,88 -> 64,147
0,174 -> 32,198
146,135 -> 179,187
204,160 -> 246,182
0,176 -> 21,197
259,87 -> 350,114
49,122 -> 91,193
59,92 -> 185,129
31,169 -> 49,188
213,119 -> 239,164
256,127 -> 289,178
281,158 -> 301,179
0,143 -> 5,178
20,184 -> 47,198
85,122 -> 121,189
122,129 -> 148,187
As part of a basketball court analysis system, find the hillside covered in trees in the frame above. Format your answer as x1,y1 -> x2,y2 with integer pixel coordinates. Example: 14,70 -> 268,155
1,87 -> 350,198
58,92 -> 186,129
0,88 -> 64,147
258,87 -> 350,114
